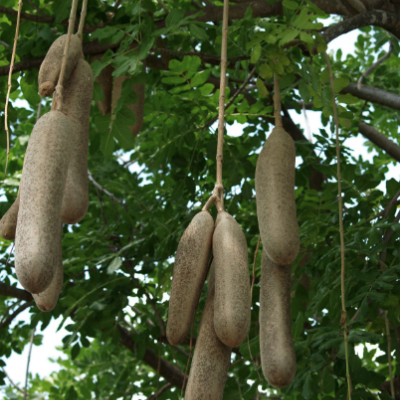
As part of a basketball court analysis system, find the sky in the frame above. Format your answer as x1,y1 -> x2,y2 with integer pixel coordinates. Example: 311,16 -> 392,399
2,22 -> 399,398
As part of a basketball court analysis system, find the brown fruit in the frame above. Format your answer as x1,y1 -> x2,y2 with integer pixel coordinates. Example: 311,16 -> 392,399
0,191 -> 20,240
38,34 -> 83,97
33,224 -> 63,312
167,211 -> 214,345
213,211 -> 251,348
61,59 -> 93,224
185,286 -> 231,400
255,126 -> 300,265
259,251 -> 296,388
89,53 -> 113,115
111,75 -> 145,137
15,111 -> 72,294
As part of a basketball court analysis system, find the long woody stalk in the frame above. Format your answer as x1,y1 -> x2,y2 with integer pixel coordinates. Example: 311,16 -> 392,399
323,51 -> 351,400
53,0 -> 79,112
4,0 -> 23,176
214,0 -> 229,210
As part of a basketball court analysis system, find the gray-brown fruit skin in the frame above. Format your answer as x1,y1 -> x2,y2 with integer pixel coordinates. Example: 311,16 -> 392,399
38,34 -> 83,97
185,286 -> 231,400
15,111 -> 72,294
61,59 -> 93,224
260,251 -> 296,388
111,75 -> 145,137
33,224 -> 63,312
255,126 -> 300,265
166,211 -> 214,345
213,211 -> 251,348
90,53 -> 113,115
0,192 -> 20,240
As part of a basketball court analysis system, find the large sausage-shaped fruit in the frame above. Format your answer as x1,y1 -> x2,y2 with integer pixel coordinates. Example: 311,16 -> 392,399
260,251 -> 296,388
90,53 -> 113,115
255,126 -> 299,265
61,59 -> 93,224
167,211 -> 214,345
0,192 -> 20,240
33,224 -> 64,312
111,75 -> 145,137
15,111 -> 72,294
38,34 -> 83,97
213,211 -> 251,348
185,286 -> 232,400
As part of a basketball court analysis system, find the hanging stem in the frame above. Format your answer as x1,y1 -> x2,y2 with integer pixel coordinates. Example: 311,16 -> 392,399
77,0 -> 89,39
4,0 -> 23,177
214,0 -> 229,211
23,327 -> 35,400
273,73 -> 283,128
384,311 -> 395,398
53,0 -> 79,112
323,51 -> 352,400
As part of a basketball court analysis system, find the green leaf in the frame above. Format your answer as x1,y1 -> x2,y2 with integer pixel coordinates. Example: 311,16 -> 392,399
107,257 -> 123,274
251,44 -> 262,64
259,63 -> 273,80
161,76 -> 187,84
191,69 -> 210,87
71,343 -> 81,360
337,93 -> 359,104
200,83 -> 214,95
333,77 -> 350,93
283,0 -> 299,9
256,78 -> 269,98
189,23 -> 209,41
166,9 -> 186,28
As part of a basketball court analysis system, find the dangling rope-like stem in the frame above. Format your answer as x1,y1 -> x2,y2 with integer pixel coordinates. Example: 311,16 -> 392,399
323,51 -> 352,400
77,0 -> 89,39
213,0 -> 229,212
273,73 -> 283,128
4,0 -> 23,177
53,0 -> 79,112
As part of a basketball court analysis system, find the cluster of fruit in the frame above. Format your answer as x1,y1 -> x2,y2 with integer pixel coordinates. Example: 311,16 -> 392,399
166,111 -> 299,397
0,34 -> 93,311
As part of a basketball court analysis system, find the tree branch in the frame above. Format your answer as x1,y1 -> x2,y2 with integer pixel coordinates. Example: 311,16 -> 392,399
0,301 -> 33,330
342,83 -> 400,111
117,324 -> 186,388
358,122 -> 400,162
147,382 -> 173,400
0,282 -> 33,302
322,10 -> 400,44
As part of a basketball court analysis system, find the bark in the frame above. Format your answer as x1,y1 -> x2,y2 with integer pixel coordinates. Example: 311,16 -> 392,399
0,282 -> 33,302
322,10 -> 400,44
358,122 -> 400,162
118,324 -> 186,388
342,83 -> 400,111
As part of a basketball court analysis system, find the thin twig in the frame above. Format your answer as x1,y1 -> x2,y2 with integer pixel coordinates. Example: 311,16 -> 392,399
4,0 -> 23,177
53,0 -> 79,112
87,170 -> 126,207
147,382 -> 172,400
156,0 -> 169,13
153,47 -> 248,62
273,74 -> 282,128
214,0 -> 229,212
144,292 -> 166,337
0,301 -> 33,330
202,194 -> 216,211
358,40 -> 394,90
2,368 -> 28,395
77,0 -> 89,38
382,188 -> 400,220
323,51 -> 352,400
384,311 -> 395,399
24,0 -> 46,16
24,327 -> 35,400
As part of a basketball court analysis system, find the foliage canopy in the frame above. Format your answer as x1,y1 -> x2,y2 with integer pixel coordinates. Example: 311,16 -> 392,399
0,0 -> 400,399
